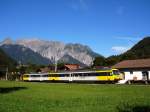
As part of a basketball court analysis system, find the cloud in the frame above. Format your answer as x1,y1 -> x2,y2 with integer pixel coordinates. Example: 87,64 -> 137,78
111,46 -> 130,54
111,36 -> 142,54
70,0 -> 88,11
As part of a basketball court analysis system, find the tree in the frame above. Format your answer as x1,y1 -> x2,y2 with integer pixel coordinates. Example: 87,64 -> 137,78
92,57 -> 105,66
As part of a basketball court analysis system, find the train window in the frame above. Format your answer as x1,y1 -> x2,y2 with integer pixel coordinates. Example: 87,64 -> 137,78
48,74 -> 52,77
107,72 -> 111,76
65,74 -> 70,77
53,74 -> 59,77
49,74 -> 59,77
98,72 -> 110,76
60,74 -> 64,77
75,74 -> 78,77
84,73 -> 89,76
130,71 -> 133,75
30,75 -> 40,77
113,70 -> 120,75
23,75 -> 29,77
76,73 -> 80,76
42,75 -> 48,77
86,73 -> 98,76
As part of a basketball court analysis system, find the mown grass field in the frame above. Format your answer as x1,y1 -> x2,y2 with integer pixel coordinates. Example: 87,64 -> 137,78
0,81 -> 150,112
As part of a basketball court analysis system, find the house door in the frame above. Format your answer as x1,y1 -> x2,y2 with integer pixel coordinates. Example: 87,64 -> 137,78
142,71 -> 149,82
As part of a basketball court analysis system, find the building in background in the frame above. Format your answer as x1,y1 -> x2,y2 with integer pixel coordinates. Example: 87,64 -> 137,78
113,59 -> 150,84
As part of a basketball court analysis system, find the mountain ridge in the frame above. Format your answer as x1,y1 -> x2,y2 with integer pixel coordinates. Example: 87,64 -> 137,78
0,47 -> 16,71
94,36 -> 150,66
0,44 -> 52,65
0,38 -> 102,66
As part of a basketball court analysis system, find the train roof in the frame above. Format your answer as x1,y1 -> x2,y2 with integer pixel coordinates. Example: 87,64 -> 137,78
24,68 -> 118,75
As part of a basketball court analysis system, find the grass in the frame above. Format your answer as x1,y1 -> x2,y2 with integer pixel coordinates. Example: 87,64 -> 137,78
0,81 -> 150,112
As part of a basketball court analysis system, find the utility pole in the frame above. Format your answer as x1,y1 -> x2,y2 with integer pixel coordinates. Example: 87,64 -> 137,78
5,67 -> 8,80
54,59 -> 58,72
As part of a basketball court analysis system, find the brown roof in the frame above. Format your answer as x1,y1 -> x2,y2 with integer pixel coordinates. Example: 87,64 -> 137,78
112,58 -> 150,69
65,64 -> 79,70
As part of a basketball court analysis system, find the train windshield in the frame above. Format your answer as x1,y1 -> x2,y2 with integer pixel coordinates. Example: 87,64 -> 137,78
112,70 -> 120,75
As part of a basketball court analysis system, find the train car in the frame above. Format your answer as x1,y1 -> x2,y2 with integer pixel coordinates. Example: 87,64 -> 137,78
23,68 -> 122,83
23,73 -> 49,81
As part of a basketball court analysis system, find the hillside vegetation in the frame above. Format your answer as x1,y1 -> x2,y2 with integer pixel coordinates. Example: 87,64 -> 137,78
93,37 -> 150,66
0,48 -> 16,71
1,44 -> 51,65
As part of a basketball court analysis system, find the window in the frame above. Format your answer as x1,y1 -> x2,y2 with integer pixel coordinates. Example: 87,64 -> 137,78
30,75 -> 40,77
42,75 -> 48,77
48,74 -> 59,77
64,74 -> 70,77
53,74 -> 59,77
130,71 -> 133,74
23,75 -> 29,78
97,72 -> 110,76
113,70 -> 120,75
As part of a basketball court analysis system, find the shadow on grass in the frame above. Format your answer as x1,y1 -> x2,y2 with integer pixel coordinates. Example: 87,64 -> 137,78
117,102 -> 150,112
0,87 -> 27,94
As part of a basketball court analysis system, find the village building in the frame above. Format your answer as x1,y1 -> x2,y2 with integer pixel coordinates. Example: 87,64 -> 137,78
113,58 -> 150,84
39,64 -> 80,73
64,64 -> 80,71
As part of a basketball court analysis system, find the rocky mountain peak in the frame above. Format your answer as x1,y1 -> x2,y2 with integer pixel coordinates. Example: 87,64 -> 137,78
1,38 -> 102,66
0,37 -> 13,45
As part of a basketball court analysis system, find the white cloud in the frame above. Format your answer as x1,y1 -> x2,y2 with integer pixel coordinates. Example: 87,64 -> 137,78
111,36 -> 142,55
111,46 -> 130,54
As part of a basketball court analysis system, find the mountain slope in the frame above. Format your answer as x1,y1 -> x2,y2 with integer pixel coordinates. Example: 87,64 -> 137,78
0,48 -> 16,70
0,44 -> 51,65
125,37 -> 150,58
15,39 -> 102,66
105,37 -> 150,66
58,54 -> 87,67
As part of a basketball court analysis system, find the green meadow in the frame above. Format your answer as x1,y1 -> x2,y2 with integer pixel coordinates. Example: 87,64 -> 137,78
0,81 -> 150,112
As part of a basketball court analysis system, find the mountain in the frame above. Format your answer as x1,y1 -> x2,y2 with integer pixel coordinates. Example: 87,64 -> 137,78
16,39 -> 101,66
0,44 -> 51,65
58,54 -> 87,67
0,37 -> 13,45
0,47 -> 16,70
125,37 -> 150,58
0,38 -> 102,66
100,36 -> 150,66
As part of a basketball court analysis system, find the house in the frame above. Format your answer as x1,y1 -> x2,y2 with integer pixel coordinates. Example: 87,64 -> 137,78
38,64 -> 80,73
64,64 -> 80,71
112,59 -> 150,83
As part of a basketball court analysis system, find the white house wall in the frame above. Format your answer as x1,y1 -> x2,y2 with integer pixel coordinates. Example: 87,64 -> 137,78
124,71 -> 150,80
124,72 -> 132,80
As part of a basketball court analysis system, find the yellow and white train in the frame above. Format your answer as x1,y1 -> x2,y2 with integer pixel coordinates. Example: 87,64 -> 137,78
23,68 -> 122,83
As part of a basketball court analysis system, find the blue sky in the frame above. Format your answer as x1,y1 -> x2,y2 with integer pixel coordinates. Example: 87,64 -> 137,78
0,0 -> 150,57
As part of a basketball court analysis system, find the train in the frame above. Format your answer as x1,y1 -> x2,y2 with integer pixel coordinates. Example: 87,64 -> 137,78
23,68 -> 122,83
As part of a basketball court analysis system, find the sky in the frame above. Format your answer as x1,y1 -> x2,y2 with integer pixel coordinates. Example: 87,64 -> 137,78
0,0 -> 150,57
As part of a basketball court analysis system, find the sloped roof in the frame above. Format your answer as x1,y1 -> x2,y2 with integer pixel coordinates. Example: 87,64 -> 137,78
112,58 -> 150,69
65,64 -> 79,70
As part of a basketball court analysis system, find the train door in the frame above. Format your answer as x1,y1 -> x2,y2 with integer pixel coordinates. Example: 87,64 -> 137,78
71,73 -> 77,81
107,72 -> 113,81
69,73 -> 72,82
